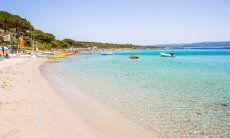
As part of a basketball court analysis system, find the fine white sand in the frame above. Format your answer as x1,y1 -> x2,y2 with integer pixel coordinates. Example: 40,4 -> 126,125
0,58 -> 101,138
0,58 -> 155,138
41,60 -> 155,138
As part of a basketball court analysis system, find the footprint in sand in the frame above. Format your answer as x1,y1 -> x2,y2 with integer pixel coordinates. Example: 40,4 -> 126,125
7,130 -> 21,135
1,82 -> 11,91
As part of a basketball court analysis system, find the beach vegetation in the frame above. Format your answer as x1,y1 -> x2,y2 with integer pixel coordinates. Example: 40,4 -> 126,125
0,11 -> 34,33
0,11 -> 154,50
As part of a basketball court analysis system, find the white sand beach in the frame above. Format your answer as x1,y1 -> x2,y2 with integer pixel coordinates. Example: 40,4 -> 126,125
1,1 -> 229,137
0,58 -> 101,138
0,58 -> 154,138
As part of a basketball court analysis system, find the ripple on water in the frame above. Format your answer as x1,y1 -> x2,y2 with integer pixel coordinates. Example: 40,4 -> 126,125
45,50 -> 230,137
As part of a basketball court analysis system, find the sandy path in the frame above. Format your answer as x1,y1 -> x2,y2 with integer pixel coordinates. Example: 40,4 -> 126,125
0,58 -> 101,138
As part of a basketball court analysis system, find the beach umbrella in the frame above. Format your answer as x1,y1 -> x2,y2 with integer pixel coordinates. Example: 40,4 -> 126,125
0,45 -> 8,50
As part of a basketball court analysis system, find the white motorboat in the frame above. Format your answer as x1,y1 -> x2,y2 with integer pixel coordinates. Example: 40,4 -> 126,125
41,51 -> 54,55
101,52 -> 114,55
14,54 -> 32,58
160,52 -> 175,57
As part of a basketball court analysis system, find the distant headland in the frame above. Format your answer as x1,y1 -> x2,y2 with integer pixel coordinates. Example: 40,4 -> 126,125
150,41 -> 230,49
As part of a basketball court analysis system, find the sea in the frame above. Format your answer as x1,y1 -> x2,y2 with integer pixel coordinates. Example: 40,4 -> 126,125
41,49 -> 230,137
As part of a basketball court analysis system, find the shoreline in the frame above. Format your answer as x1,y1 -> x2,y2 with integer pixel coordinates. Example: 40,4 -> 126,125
0,58 -> 101,137
0,57 -> 154,137
41,58 -> 155,137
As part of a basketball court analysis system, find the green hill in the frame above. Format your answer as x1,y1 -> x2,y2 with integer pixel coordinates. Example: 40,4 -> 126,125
0,11 -> 150,50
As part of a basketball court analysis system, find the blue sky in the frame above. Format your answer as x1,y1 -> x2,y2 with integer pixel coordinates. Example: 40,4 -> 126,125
0,0 -> 230,45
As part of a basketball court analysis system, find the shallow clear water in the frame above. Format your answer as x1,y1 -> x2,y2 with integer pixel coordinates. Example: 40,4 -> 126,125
45,49 -> 230,137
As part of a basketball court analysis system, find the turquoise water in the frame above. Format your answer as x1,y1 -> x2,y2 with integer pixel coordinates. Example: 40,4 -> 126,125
44,49 -> 230,137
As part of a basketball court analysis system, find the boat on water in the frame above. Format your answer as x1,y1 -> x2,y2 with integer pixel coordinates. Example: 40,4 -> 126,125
41,51 -> 54,55
130,55 -> 139,59
101,52 -> 114,55
12,54 -> 33,58
160,52 -> 175,58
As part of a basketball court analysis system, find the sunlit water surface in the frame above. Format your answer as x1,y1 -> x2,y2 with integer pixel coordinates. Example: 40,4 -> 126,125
43,49 -> 230,137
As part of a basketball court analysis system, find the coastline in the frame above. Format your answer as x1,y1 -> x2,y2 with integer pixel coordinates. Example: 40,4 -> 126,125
40,51 -> 230,137
0,58 -> 101,137
0,57 -> 154,137
41,58 -> 155,137
1,50 -> 229,137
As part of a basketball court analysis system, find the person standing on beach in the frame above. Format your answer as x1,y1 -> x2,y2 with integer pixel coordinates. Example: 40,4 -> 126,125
2,46 -> 4,55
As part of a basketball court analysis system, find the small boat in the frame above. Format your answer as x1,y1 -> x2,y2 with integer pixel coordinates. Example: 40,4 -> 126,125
14,54 -> 32,58
130,55 -> 139,59
160,52 -> 175,58
41,51 -> 54,55
101,52 -> 114,55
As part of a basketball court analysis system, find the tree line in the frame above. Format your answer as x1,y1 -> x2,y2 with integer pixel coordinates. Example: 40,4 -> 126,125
0,11 -> 34,33
0,11 -> 145,50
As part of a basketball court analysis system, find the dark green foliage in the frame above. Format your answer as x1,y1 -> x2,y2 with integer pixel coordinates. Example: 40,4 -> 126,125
73,41 -> 143,49
62,39 -> 144,49
62,39 -> 77,45
61,41 -> 70,49
0,11 -> 11,32
0,11 -> 34,33
51,40 -> 62,48
50,40 -> 70,49
0,11 -> 149,50
43,33 -> 55,43
31,30 -> 55,43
